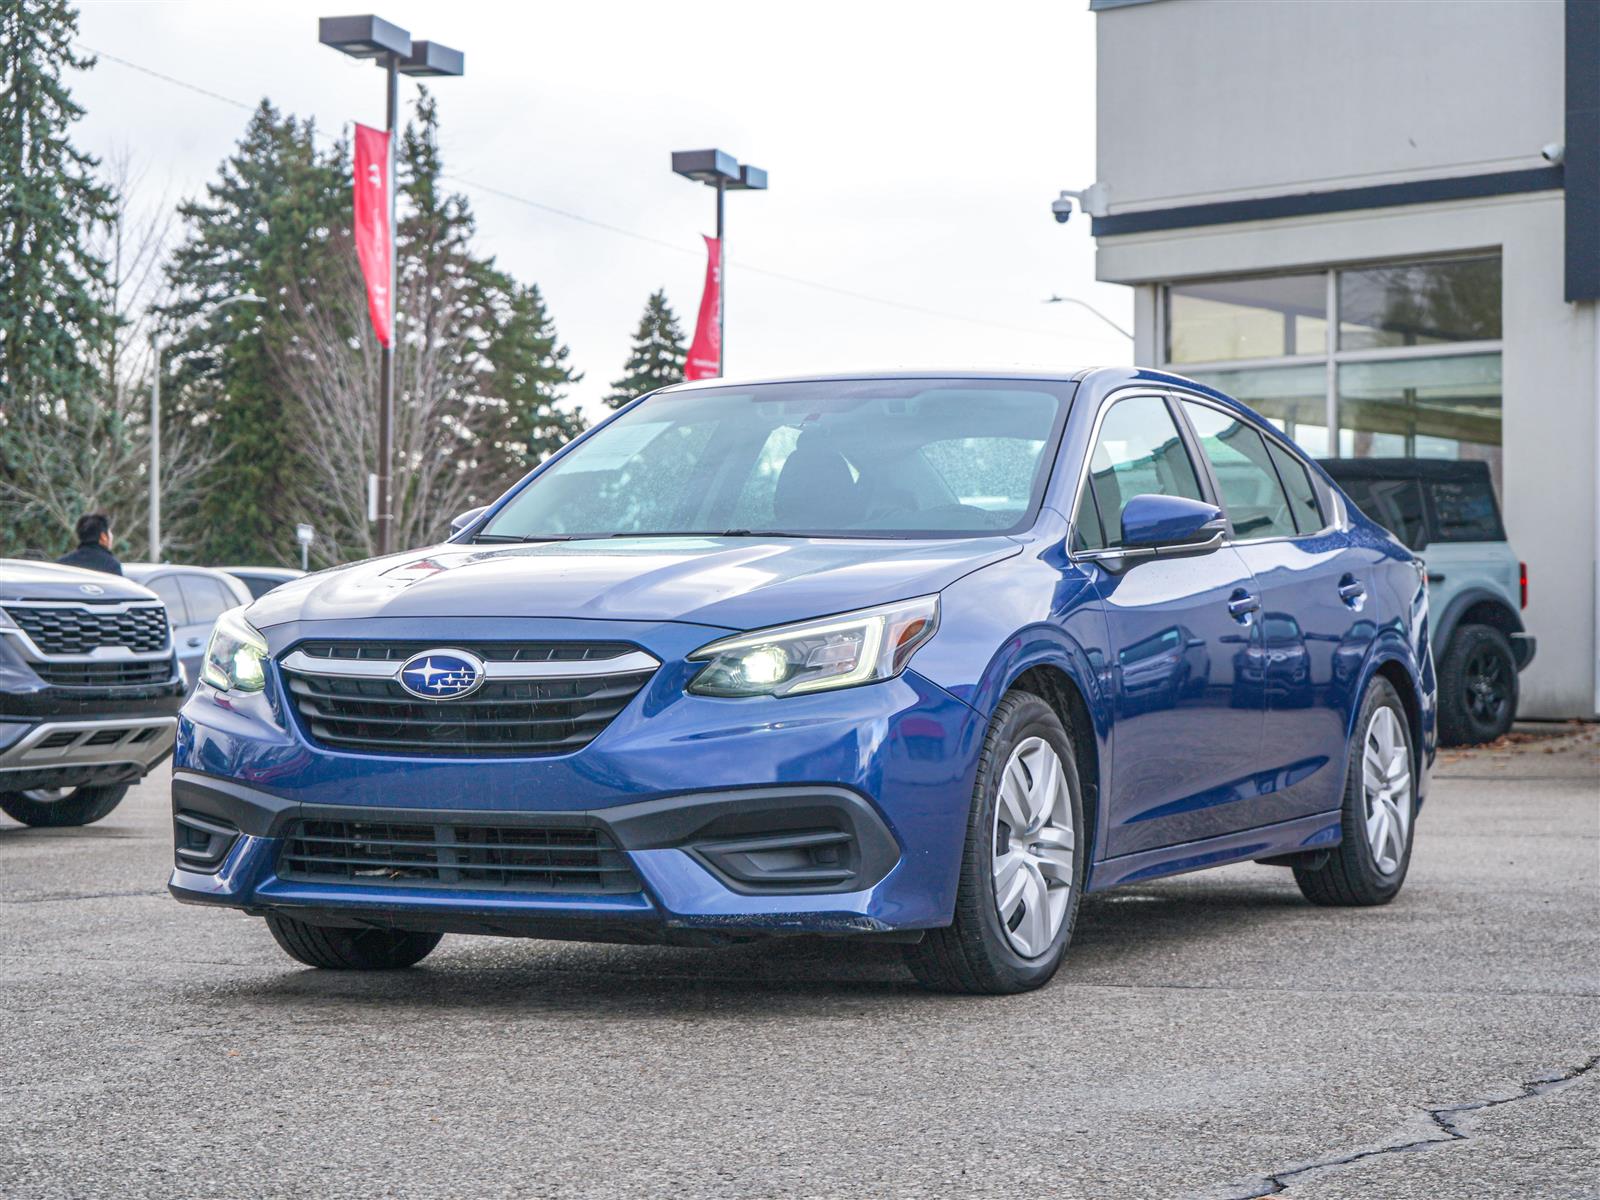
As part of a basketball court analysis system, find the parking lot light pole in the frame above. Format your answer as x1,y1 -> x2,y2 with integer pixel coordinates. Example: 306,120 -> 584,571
319,15 -> 463,555
149,293 -> 265,562
671,150 -> 767,375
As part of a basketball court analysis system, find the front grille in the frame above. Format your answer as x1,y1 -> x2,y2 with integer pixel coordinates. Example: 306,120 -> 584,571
277,818 -> 641,893
294,640 -> 631,664
3,604 -> 169,655
31,658 -> 173,687
280,642 -> 655,757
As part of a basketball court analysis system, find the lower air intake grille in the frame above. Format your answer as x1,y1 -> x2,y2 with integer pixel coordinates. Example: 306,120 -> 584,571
32,659 -> 173,687
276,818 -> 641,894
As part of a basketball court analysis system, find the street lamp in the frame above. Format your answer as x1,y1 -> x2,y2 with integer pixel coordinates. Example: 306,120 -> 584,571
1043,294 -> 1134,341
671,149 -> 767,376
149,293 -> 265,562
319,14 -> 463,557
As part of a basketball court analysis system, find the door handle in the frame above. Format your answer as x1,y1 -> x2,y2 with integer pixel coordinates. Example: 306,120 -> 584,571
1227,590 -> 1260,621
1337,575 -> 1367,609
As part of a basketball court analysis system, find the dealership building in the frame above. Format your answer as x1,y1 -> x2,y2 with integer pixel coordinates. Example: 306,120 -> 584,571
1085,0 -> 1600,719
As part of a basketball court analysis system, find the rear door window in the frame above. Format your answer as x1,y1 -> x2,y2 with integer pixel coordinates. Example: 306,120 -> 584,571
145,575 -> 187,625
178,575 -> 232,625
1179,401 -> 1297,540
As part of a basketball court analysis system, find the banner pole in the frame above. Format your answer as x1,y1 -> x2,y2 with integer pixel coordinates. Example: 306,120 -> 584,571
715,177 -> 725,377
378,54 -> 399,556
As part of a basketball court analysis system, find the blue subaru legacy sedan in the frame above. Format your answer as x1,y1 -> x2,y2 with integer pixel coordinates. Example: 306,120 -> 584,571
170,368 -> 1435,994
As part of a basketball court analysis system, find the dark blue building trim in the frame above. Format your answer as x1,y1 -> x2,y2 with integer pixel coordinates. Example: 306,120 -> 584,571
1091,168 -> 1564,238
1566,0 -> 1600,301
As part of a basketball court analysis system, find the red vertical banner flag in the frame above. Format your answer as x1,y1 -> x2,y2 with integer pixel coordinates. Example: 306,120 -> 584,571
353,123 -> 393,348
685,235 -> 722,380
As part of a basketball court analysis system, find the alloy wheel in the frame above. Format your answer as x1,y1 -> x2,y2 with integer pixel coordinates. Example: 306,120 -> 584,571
1361,707 -> 1412,875
1464,647 -> 1510,725
991,737 -> 1075,958
20,788 -> 71,803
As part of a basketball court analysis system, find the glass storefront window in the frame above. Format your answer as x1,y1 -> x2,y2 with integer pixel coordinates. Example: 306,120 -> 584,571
1338,256 -> 1500,350
1163,255 -> 1504,496
1167,272 -> 1327,363
1337,354 -> 1502,492
1181,364 -> 1329,457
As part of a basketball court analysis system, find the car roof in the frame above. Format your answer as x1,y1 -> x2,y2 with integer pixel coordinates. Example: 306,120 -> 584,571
654,368 -> 1110,392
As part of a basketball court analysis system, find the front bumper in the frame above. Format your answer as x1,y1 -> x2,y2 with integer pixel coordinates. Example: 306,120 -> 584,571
170,617 -> 983,940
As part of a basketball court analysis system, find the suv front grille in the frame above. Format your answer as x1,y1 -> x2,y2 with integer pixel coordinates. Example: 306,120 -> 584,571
32,659 -> 174,687
279,641 -> 656,758
277,818 -> 641,893
3,604 -> 169,656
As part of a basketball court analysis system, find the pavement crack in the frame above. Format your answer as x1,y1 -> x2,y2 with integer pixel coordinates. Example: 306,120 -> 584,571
0,888 -> 154,905
1207,1053 -> 1600,1199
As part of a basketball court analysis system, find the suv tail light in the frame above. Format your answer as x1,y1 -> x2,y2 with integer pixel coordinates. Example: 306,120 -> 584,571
1519,561 -> 1528,610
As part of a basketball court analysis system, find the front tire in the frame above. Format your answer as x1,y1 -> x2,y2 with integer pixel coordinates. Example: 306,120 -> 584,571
1294,677 -> 1415,907
1437,623 -> 1517,746
0,783 -> 129,827
905,691 -> 1085,994
266,913 -> 442,970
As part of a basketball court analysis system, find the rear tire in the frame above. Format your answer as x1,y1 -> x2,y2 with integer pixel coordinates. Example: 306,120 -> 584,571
1294,677 -> 1415,907
0,783 -> 129,827
265,913 -> 442,970
1437,623 -> 1517,746
905,691 -> 1085,995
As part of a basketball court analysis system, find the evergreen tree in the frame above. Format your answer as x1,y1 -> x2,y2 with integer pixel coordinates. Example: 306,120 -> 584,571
159,101 -> 345,564
0,0 -> 117,551
481,279 -> 585,478
604,290 -> 685,408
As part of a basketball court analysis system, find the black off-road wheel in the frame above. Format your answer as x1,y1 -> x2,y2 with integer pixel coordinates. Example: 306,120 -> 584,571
1437,623 -> 1517,746
266,913 -> 442,970
1294,676 -> 1416,907
0,784 -> 130,828
905,691 -> 1085,995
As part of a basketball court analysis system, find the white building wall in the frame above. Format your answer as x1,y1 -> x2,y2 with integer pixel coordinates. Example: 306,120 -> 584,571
1096,0 -> 1563,216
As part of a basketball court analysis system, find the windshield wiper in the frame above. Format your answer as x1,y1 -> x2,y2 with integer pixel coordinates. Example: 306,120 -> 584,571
471,533 -> 577,543
604,529 -> 815,539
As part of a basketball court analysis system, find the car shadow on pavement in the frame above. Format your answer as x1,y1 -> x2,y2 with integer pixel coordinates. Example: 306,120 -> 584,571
178,873 -> 1317,1015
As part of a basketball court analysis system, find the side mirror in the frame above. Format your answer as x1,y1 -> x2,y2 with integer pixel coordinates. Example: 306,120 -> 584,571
1121,494 -> 1226,551
449,505 -> 488,537
1076,494 -> 1226,572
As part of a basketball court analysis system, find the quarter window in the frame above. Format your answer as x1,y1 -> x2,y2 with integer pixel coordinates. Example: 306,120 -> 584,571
1264,439 -> 1324,534
1180,402 -> 1297,540
1076,395 -> 1204,550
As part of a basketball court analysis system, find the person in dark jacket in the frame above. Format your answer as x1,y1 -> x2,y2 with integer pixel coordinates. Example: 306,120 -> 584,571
57,513 -> 123,576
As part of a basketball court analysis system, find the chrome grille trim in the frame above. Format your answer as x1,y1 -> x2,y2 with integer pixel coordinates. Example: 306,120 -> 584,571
279,647 -> 660,680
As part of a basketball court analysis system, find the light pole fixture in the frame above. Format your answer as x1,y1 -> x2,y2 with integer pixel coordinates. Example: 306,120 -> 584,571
149,293 -> 265,562
672,148 -> 766,376
1043,294 -> 1134,341
319,14 -> 463,557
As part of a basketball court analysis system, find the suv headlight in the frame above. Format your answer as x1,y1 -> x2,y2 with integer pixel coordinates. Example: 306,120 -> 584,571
200,607 -> 268,693
687,595 -> 939,698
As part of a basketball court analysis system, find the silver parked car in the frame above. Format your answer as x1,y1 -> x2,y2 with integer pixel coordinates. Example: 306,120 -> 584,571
123,564 -> 253,692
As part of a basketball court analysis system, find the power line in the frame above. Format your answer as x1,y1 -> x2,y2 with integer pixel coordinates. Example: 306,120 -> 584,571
77,42 -> 1122,344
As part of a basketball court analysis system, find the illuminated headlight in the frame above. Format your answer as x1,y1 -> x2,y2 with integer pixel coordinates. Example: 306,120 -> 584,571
200,606 -> 268,693
687,596 -> 939,698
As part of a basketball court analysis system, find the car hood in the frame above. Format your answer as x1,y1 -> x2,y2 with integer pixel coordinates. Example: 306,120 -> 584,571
0,558 -> 158,603
246,536 -> 1022,632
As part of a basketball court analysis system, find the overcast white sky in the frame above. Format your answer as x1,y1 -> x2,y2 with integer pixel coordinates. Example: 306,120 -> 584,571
71,0 -> 1130,418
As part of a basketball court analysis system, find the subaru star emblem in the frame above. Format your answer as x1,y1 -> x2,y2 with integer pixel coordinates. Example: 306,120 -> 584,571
397,649 -> 486,701
77,583 -> 105,596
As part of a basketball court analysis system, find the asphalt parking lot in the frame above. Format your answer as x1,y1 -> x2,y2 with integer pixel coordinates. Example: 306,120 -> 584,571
2,726 -> 1595,1199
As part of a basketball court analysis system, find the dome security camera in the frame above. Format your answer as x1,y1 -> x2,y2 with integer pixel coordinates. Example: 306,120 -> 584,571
1542,142 -> 1565,165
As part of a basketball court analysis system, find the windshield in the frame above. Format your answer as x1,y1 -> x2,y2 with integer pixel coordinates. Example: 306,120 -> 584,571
476,379 -> 1074,540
